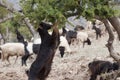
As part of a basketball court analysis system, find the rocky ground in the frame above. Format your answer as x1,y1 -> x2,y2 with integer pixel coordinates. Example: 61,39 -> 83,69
0,33 -> 120,80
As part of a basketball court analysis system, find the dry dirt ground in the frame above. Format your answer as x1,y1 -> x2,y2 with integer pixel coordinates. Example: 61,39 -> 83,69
0,33 -> 120,80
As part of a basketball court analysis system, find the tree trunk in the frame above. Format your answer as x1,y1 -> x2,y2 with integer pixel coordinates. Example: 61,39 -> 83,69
102,19 -> 120,62
96,19 -> 120,80
108,17 -> 120,40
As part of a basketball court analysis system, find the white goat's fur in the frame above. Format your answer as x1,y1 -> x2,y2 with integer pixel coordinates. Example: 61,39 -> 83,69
76,31 -> 89,45
31,38 -> 41,44
27,42 -> 34,54
0,42 -> 35,64
59,36 -> 71,53
0,43 -> 25,63
77,31 -> 88,42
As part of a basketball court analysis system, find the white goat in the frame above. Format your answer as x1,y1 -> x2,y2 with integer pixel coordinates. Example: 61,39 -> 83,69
0,43 -> 25,64
59,36 -> 71,53
76,31 -> 91,47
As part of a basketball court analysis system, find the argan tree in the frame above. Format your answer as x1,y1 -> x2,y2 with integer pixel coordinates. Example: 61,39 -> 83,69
0,0 -> 120,79
20,0 -> 120,79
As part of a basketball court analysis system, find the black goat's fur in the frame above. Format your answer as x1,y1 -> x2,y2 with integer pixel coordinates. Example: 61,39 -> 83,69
59,46 -> 65,58
83,38 -> 91,47
92,23 -> 101,40
27,22 -> 60,80
15,28 -> 25,43
66,30 -> 77,45
16,28 -> 42,66
88,60 -> 119,80
15,28 -> 30,66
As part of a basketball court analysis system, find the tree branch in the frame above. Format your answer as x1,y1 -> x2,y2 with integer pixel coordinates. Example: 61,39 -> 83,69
102,19 -> 120,62
0,1 -> 15,13
0,1 -> 37,37
23,18 -> 37,36
108,17 -> 120,40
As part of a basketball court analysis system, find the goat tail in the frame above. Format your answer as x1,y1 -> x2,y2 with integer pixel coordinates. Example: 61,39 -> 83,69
87,38 -> 91,45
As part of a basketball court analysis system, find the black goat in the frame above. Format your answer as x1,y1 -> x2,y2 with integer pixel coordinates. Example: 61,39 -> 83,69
21,41 -> 30,66
20,41 -> 41,66
83,38 -> 91,47
15,28 -> 25,43
59,46 -> 65,58
27,22 -> 60,80
92,22 -> 101,40
88,60 -> 119,80
15,28 -> 30,66
66,30 -> 77,45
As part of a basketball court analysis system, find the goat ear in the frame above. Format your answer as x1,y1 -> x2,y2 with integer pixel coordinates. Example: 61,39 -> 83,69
39,22 -> 52,30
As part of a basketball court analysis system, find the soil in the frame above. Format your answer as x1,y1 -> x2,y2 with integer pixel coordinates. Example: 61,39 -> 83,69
0,33 -> 120,80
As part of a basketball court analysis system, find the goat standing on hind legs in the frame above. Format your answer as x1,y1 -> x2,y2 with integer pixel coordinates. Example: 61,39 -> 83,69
27,21 -> 60,80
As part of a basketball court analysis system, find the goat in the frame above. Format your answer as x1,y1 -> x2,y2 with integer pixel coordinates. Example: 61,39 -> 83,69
59,36 -> 71,57
92,22 -> 102,40
66,30 -> 77,45
16,28 -> 31,66
0,43 -> 25,64
59,46 -> 65,58
16,28 -> 41,66
88,60 -> 119,80
76,31 -> 91,47
15,28 -> 25,43
58,27 -> 72,58
27,22 -> 60,80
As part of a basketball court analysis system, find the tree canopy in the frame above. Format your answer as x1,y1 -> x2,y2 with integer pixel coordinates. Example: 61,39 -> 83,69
20,0 -> 120,24
0,0 -> 120,40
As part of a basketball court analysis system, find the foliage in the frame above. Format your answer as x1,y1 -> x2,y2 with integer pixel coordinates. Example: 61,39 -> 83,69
10,14 -> 24,28
0,20 -> 13,33
20,0 -> 120,26
0,20 -> 32,40
18,26 -> 32,40
81,0 -> 120,20
0,0 -> 120,39
20,0 -> 81,27
0,0 -> 14,19
0,7 -> 9,19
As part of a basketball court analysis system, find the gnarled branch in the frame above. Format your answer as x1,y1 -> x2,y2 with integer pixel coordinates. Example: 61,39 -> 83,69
108,17 -> 120,40
102,19 -> 120,62
0,1 -> 37,37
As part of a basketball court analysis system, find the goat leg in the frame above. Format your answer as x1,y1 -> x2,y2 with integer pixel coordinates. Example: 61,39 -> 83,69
21,54 -> 30,66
